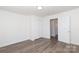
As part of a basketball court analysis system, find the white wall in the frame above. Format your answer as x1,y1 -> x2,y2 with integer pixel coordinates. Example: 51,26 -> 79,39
42,8 -> 79,45
0,9 -> 42,47
50,20 -> 55,36
30,16 -> 42,40
50,19 -> 58,37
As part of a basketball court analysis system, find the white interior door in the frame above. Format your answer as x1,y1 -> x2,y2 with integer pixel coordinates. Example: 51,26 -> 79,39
58,16 -> 70,43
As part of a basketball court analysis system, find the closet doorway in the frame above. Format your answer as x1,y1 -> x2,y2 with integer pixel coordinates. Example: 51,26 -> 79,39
50,18 -> 58,41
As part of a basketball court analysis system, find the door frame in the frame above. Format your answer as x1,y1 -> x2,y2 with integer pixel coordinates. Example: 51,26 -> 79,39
50,18 -> 58,40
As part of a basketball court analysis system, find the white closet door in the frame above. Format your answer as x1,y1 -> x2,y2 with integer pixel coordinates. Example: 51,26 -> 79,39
58,16 -> 70,43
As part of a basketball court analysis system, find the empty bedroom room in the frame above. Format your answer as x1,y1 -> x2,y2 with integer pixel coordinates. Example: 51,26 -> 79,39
0,6 -> 79,53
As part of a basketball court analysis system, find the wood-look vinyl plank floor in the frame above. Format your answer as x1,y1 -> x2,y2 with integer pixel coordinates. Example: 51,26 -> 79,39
0,38 -> 79,53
